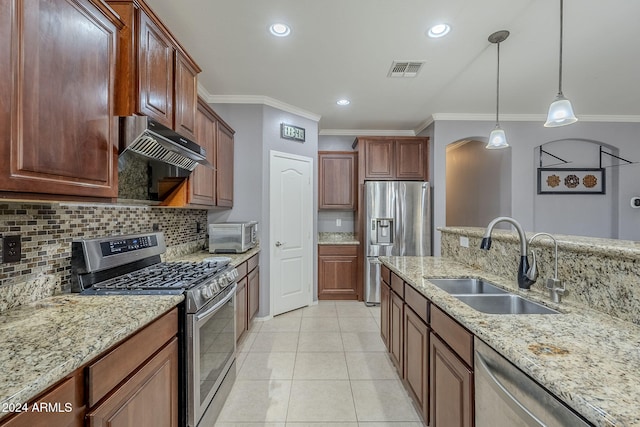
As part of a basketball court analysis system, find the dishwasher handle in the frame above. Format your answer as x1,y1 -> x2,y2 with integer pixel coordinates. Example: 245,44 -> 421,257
476,351 -> 545,427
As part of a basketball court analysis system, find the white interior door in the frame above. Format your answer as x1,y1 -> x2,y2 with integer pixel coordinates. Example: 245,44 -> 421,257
270,150 -> 312,316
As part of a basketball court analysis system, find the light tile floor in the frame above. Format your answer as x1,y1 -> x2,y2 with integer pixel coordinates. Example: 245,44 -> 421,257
215,300 -> 425,427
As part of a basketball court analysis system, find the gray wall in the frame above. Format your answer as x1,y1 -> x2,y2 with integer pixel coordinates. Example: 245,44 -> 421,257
446,140 -> 512,227
432,120 -> 640,254
210,103 -> 319,316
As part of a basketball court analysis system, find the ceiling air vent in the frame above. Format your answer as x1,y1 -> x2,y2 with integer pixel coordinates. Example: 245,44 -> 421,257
388,61 -> 425,78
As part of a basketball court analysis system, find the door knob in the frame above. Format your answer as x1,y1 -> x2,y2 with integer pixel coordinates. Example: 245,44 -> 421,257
275,241 -> 285,247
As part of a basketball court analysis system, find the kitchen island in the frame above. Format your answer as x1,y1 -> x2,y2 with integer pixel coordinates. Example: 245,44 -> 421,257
380,255 -> 640,427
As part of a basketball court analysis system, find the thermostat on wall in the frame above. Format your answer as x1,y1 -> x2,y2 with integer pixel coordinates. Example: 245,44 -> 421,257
630,197 -> 640,208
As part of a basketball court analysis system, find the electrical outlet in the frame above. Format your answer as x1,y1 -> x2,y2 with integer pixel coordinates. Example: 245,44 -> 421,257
3,235 -> 21,263
459,236 -> 469,248
336,218 -> 342,227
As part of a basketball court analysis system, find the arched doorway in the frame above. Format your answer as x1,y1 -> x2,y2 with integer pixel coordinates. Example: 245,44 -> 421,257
445,139 -> 512,227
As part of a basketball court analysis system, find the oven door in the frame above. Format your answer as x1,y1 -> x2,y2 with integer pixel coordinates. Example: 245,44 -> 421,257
187,283 -> 236,427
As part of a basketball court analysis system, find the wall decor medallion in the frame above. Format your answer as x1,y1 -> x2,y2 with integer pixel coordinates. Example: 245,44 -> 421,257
537,168 -> 605,194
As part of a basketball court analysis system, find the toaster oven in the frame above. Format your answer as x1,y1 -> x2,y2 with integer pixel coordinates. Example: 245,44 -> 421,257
208,221 -> 258,253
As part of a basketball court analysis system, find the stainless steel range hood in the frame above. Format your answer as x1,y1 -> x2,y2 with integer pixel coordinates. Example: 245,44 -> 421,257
119,116 -> 213,171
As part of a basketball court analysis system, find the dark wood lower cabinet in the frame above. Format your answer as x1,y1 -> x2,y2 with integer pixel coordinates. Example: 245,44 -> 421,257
236,277 -> 248,342
248,266 -> 260,321
404,307 -> 430,423
318,245 -> 359,300
87,338 -> 179,427
430,333 -> 473,427
389,291 -> 404,374
380,279 -> 391,349
0,372 -> 84,427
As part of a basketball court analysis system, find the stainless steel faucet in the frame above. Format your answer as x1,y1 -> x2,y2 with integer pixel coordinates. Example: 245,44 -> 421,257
528,232 -> 565,303
480,216 -> 537,290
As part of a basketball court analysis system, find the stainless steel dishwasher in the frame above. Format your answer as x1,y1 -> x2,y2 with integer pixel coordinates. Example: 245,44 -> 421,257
475,338 -> 593,426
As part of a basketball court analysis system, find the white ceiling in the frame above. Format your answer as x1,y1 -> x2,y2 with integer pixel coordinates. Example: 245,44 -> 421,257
144,0 -> 640,134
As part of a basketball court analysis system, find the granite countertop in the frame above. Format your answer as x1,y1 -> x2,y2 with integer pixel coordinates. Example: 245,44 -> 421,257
379,256 -> 640,427
168,246 -> 261,265
0,294 -> 183,420
440,226 -> 640,261
318,232 -> 360,245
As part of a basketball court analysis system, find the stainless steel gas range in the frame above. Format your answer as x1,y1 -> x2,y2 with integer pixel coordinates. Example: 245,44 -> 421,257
71,232 -> 237,427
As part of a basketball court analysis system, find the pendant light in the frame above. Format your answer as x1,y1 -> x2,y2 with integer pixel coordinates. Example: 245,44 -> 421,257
544,0 -> 578,127
486,30 -> 510,149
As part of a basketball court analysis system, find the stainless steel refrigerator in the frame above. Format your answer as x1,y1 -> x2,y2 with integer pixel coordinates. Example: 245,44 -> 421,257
364,181 -> 431,305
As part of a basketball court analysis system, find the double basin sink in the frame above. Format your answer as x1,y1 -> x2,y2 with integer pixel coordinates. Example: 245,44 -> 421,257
427,278 -> 560,315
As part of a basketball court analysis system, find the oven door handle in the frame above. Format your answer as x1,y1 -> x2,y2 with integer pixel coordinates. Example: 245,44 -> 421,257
195,283 -> 237,323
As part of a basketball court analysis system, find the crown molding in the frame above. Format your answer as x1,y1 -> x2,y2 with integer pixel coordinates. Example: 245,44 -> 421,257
319,129 -> 416,137
430,113 -> 640,123
414,116 -> 435,135
197,87 -> 321,122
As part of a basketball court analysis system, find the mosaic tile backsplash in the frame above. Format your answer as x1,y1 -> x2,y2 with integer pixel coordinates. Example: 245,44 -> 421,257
0,202 -> 207,311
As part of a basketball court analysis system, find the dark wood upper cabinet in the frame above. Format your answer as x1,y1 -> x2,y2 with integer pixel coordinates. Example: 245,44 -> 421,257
188,98 -> 234,208
216,122 -> 235,207
364,140 -> 395,179
0,0 -> 121,199
137,10 -> 174,127
174,52 -> 199,140
318,151 -> 357,210
108,0 -> 200,136
355,137 -> 429,181
396,139 -> 428,180
190,99 -> 217,206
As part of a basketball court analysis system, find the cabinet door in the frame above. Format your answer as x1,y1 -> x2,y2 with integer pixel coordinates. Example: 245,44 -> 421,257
430,333 -> 473,427
318,245 -> 359,300
87,338 -> 179,427
236,277 -> 248,342
396,139 -> 428,180
189,100 -> 216,206
174,52 -> 198,140
318,152 -> 356,210
248,266 -> 260,322
0,0 -> 118,198
380,279 -> 391,350
137,10 -> 174,128
404,307 -> 430,423
0,373 -> 84,427
216,123 -> 234,207
389,291 -> 404,375
364,139 -> 395,179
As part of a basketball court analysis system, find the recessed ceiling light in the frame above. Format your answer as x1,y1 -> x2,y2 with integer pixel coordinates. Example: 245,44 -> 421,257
427,23 -> 451,38
269,23 -> 291,37
336,99 -> 350,106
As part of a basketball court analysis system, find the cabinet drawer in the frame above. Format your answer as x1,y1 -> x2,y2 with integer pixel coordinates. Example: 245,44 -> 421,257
1,373 -> 84,427
247,253 -> 259,272
236,261 -> 248,278
390,271 -> 404,298
318,245 -> 358,256
86,338 -> 178,427
431,305 -> 473,367
381,264 -> 391,285
86,308 -> 178,406
404,284 -> 429,324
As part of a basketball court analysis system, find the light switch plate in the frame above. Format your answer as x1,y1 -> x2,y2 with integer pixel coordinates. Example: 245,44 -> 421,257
460,236 -> 469,248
